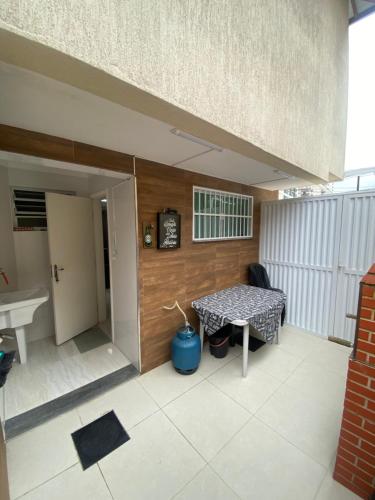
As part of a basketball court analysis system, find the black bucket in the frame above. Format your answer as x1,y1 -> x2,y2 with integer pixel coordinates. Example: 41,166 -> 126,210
209,336 -> 229,358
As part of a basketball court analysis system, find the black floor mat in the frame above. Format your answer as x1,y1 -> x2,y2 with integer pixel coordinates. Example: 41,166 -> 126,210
72,410 -> 130,469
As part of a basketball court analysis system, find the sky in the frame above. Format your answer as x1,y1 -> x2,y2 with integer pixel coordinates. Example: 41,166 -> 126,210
345,13 -> 375,170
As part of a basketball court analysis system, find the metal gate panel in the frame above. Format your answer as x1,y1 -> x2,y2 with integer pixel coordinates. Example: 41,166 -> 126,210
261,191 -> 375,341
260,196 -> 342,337
334,192 -> 375,342
265,262 -> 336,335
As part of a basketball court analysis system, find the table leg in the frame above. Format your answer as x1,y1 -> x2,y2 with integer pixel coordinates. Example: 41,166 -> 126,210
15,326 -> 27,364
242,324 -> 249,377
275,316 -> 281,344
199,321 -> 204,352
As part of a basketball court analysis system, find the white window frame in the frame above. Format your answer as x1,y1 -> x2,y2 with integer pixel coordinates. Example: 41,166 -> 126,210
192,186 -> 253,242
11,186 -> 75,230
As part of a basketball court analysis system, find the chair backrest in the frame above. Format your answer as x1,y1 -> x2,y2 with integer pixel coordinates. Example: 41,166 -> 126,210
248,263 -> 271,289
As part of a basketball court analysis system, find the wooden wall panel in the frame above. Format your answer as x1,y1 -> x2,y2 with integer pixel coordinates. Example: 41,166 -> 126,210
0,124 -> 73,162
136,158 -> 278,373
73,142 -> 133,173
0,124 -> 133,174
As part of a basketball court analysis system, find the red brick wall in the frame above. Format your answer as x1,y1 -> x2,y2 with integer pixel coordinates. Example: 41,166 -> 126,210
333,264 -> 375,499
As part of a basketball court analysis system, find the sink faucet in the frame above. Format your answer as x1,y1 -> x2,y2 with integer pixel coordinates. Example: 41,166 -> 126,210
0,268 -> 9,285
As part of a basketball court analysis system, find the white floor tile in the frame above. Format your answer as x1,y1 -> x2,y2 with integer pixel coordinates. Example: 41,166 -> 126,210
77,343 -> 130,379
17,464 -> 112,500
174,465 -> 238,500
5,324 -> 356,500
198,343 -> 241,378
256,384 -> 342,467
5,337 -> 130,419
277,326 -> 322,359
163,380 -> 250,461
285,360 -> 346,410
138,361 -> 204,407
211,417 -> 325,500
7,411 -> 81,499
315,470 -> 361,500
282,324 -> 323,340
208,357 -> 281,413
100,411 -> 205,500
28,336 -> 80,361
304,341 -> 351,376
77,379 -> 158,429
99,318 -> 112,338
5,359 -> 68,419
247,343 -> 302,382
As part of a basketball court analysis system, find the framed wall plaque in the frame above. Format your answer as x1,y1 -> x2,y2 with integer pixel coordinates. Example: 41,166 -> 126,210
157,210 -> 181,249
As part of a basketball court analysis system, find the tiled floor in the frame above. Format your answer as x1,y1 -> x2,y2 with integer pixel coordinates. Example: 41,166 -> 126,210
3,329 -> 131,419
6,325 -> 360,500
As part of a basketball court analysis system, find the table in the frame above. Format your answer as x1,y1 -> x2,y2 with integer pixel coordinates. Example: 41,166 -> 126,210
192,284 -> 286,377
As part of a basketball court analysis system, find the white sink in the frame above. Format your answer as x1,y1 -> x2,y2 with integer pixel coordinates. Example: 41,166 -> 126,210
0,287 -> 49,363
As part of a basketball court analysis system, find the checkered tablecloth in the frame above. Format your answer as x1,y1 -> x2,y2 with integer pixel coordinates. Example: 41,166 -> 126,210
192,284 -> 286,342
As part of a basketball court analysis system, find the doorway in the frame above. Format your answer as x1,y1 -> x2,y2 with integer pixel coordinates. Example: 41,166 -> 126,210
44,171 -> 140,369
91,178 -> 140,370
101,198 -> 111,337
0,153 -> 140,426
91,192 -> 113,344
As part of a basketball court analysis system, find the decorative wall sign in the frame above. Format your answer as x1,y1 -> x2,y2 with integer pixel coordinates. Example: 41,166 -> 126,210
157,209 -> 181,249
142,222 -> 155,248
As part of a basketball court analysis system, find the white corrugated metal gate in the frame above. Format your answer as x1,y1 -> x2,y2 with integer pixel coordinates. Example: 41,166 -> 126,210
260,191 -> 375,343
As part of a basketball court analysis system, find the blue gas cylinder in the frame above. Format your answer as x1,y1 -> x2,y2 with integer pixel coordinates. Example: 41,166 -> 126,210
171,325 -> 201,375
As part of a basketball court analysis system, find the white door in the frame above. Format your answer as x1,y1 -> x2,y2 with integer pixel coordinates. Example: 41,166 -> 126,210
46,193 -> 98,345
108,178 -> 140,370
333,192 -> 375,342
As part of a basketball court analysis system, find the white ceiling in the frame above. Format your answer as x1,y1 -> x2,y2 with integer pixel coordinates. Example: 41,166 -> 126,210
0,150 -> 128,179
0,62 -> 296,190
0,151 -> 89,178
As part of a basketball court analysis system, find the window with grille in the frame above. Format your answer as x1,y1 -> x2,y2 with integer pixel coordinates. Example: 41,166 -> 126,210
12,187 -> 74,229
193,186 -> 253,241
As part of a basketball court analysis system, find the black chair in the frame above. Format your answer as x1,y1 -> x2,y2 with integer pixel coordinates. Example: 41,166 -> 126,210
248,263 -> 286,326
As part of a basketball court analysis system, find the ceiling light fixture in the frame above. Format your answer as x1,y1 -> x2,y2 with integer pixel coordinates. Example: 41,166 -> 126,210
170,128 -> 223,152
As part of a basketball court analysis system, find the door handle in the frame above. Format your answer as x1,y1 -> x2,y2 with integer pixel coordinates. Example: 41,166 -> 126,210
53,264 -> 65,282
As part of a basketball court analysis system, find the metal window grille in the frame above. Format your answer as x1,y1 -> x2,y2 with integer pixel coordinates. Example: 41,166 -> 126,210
193,186 -> 253,242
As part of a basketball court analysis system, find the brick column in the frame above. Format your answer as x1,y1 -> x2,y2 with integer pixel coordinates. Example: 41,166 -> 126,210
333,264 -> 375,499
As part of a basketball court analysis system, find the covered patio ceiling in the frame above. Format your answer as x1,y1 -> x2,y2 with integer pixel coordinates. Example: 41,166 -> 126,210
0,61 -> 298,191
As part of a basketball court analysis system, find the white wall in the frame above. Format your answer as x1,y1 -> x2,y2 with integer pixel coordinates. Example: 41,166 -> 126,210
14,232 -> 55,342
0,164 -> 17,292
88,175 -> 124,195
